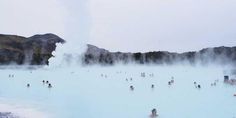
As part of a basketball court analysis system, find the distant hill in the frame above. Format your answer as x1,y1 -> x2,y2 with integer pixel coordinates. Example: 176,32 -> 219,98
83,44 -> 236,65
0,33 -> 65,65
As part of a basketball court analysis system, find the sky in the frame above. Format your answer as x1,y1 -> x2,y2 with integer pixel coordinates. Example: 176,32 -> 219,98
1,0 -> 236,53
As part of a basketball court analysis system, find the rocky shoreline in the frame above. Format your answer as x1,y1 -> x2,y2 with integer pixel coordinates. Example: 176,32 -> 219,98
0,112 -> 18,118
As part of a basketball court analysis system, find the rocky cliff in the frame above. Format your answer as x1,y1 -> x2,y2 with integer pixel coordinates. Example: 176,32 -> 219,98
0,33 -> 65,65
1,33 -> 236,66
83,44 -> 236,65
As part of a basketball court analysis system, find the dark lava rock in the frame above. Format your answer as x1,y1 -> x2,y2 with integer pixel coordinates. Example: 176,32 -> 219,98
82,44 -> 236,65
0,33 -> 65,65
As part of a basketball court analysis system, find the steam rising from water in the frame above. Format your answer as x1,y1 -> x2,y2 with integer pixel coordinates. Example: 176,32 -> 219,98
49,1 -> 91,67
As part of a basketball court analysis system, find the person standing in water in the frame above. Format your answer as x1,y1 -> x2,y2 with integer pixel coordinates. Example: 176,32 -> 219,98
150,108 -> 158,118
48,83 -> 52,88
130,85 -> 134,91
151,84 -> 155,89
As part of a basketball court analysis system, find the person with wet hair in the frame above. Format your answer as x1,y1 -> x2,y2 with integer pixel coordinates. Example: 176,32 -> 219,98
130,85 -> 134,91
151,84 -> 155,89
197,84 -> 201,89
224,75 -> 229,82
150,108 -> 158,117
9,74 -> 14,78
213,82 -> 216,86
194,82 -> 197,88
48,83 -> 52,88
27,84 -> 30,88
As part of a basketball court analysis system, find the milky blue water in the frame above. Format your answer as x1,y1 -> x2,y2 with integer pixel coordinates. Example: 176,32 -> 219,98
0,65 -> 235,118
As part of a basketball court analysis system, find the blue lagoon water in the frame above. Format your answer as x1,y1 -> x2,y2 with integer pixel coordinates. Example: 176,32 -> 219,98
0,65 -> 235,118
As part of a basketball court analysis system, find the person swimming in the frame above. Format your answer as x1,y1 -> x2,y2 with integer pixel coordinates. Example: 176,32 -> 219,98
27,84 -> 30,87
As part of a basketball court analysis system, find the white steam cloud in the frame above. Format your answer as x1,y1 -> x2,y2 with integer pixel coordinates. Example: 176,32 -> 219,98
49,0 -> 91,67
